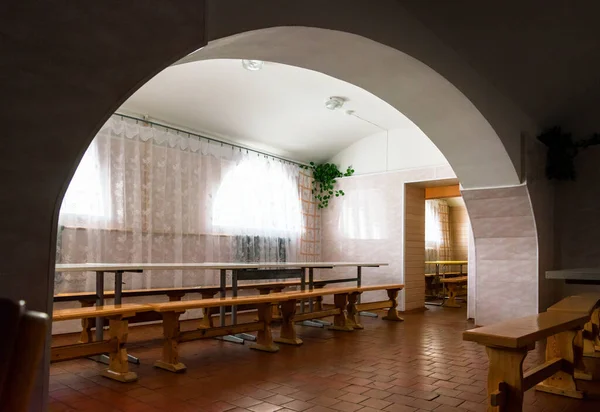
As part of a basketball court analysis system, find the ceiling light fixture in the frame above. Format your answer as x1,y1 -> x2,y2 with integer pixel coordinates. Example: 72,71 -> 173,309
241,59 -> 264,71
324,96 -> 346,111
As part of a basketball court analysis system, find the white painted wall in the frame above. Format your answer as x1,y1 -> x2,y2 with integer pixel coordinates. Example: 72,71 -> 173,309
329,127 -> 449,175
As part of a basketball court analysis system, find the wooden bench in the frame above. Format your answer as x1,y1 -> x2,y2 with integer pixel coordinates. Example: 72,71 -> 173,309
148,284 -> 404,372
548,293 -> 600,380
51,304 -> 153,382
441,276 -> 467,308
463,311 -> 590,411
424,271 -> 467,278
56,281 -> 302,342
53,280 -> 303,303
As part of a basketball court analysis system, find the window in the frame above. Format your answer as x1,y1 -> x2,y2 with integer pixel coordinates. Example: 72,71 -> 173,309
60,142 -> 107,218
425,201 -> 442,248
213,159 -> 301,236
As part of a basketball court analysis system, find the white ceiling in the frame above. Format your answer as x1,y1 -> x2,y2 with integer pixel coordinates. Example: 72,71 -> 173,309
120,58 -> 423,163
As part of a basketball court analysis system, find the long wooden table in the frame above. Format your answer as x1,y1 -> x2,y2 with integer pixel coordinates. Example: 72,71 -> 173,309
55,262 -> 388,343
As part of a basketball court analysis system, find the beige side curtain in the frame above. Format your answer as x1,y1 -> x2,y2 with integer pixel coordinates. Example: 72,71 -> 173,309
425,199 -> 451,274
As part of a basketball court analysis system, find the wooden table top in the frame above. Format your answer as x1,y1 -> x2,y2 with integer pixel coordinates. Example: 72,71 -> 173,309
462,311 -> 588,349
425,261 -> 468,265
55,262 -> 388,272
545,268 -> 600,281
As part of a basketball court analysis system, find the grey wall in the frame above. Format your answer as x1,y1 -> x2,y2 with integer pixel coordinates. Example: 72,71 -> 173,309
554,146 -> 600,297
1,3 -> 206,409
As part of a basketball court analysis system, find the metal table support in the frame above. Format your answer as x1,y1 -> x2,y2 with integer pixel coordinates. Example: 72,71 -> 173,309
93,270 -> 141,365
302,267 -> 329,327
216,269 -> 244,344
357,266 -> 378,318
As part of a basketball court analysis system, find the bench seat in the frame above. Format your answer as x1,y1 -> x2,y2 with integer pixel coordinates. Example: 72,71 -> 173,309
52,304 -> 151,321
149,284 -> 404,373
548,293 -> 600,379
463,312 -> 590,411
51,303 -> 153,383
463,311 -> 587,349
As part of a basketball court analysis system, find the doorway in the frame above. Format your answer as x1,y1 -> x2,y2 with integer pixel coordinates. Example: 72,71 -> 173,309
404,182 -> 473,316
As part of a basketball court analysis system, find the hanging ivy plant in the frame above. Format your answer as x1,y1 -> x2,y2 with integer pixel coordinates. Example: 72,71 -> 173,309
537,126 -> 600,180
301,162 -> 354,208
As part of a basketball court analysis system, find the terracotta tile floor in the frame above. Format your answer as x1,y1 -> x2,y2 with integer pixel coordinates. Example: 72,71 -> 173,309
49,306 -> 600,412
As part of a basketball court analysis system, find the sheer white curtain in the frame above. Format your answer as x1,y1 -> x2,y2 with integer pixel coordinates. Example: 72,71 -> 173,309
425,199 -> 451,274
56,116 -> 302,293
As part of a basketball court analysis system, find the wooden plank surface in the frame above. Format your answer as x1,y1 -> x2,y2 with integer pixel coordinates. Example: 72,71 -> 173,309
547,294 -> 600,315
56,262 -> 388,272
149,285 -> 405,313
51,340 -> 116,362
441,276 -> 468,284
52,304 -> 152,321
463,312 -> 589,348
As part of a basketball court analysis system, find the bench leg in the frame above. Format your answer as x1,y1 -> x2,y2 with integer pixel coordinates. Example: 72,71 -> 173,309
257,288 -> 283,320
382,289 -> 404,322
250,303 -> 279,352
78,301 -> 95,343
328,293 -> 354,332
314,295 -> 324,312
275,299 -> 303,345
444,284 -> 461,308
346,292 -> 364,330
154,311 -> 187,373
536,329 -> 583,399
199,291 -> 217,329
587,307 -> 600,354
486,346 -> 527,412
100,317 -> 137,383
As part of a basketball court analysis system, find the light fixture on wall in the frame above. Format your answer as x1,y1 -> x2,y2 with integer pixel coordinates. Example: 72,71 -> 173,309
324,96 -> 346,111
241,59 -> 264,71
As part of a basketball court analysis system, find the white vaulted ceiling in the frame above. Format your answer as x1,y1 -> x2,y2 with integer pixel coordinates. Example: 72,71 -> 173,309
119,58 -> 427,163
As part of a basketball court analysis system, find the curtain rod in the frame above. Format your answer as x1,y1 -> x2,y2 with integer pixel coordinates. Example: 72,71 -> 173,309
113,112 -> 306,167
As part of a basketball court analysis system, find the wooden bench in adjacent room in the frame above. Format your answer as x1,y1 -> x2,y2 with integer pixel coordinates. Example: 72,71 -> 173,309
463,311 -> 590,412
51,304 -> 153,382
547,293 -> 600,380
147,284 -> 404,372
441,276 -> 467,308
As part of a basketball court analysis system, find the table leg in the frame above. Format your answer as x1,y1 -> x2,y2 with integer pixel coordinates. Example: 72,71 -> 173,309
300,268 -> 306,313
114,271 -> 123,304
93,271 -> 110,365
219,269 -> 226,327
358,266 -> 378,318
217,269 -> 246,344
232,270 -> 255,342
308,268 -> 314,311
301,267 -> 325,328
95,271 -> 104,342
232,270 -> 238,324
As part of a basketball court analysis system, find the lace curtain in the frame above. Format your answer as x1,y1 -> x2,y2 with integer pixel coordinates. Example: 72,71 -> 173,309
425,199 -> 451,274
56,116 -> 302,293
